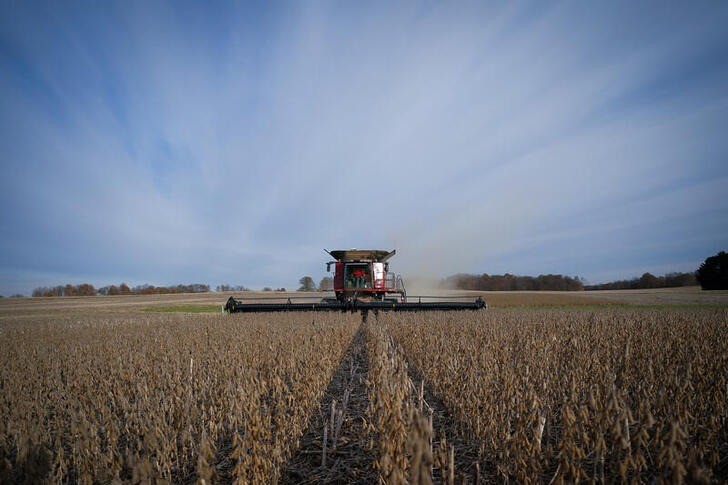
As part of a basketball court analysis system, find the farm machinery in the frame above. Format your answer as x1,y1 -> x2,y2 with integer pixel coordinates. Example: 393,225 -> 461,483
224,249 -> 486,313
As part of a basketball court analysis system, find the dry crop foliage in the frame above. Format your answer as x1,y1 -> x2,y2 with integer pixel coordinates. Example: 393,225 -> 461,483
365,320 -> 464,485
383,308 -> 728,483
0,312 -> 359,483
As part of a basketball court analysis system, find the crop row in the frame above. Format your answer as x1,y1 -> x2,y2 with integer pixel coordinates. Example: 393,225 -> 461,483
383,308 -> 728,483
0,313 -> 359,483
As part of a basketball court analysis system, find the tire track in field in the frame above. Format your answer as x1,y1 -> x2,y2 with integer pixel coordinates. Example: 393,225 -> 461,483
281,324 -> 375,484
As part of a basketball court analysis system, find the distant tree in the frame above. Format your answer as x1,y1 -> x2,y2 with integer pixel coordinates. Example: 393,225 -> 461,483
298,276 -> 316,292
220,285 -> 249,292
188,283 -> 209,293
318,276 -> 333,291
696,251 -> 728,290
663,272 -> 697,287
134,284 -> 154,295
262,287 -> 273,292
35,286 -> 60,297
9,294 -> 24,298
77,283 -> 96,296
638,272 -> 660,289
119,283 -> 131,295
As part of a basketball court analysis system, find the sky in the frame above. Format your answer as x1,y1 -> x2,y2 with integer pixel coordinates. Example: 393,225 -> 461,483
1,1 -> 727,295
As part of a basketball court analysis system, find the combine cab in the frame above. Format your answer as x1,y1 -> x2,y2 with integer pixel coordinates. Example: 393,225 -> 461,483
327,249 -> 404,303
224,249 -> 486,313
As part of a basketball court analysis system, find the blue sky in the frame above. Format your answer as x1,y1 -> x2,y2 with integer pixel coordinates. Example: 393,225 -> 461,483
1,1 -> 727,294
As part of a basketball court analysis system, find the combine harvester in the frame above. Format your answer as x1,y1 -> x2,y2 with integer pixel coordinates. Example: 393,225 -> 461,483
224,249 -> 486,313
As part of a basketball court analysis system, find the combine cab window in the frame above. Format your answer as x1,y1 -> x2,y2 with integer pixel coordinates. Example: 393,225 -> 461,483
345,264 -> 371,289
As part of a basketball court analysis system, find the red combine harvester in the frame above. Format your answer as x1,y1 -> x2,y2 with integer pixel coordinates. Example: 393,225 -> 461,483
326,249 -> 404,302
224,249 -> 486,313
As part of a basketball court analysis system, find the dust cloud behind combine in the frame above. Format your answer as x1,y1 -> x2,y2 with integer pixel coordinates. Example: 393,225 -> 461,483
388,197 -> 537,294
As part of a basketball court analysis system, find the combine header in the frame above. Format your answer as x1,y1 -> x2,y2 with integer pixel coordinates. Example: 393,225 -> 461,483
224,249 -> 486,313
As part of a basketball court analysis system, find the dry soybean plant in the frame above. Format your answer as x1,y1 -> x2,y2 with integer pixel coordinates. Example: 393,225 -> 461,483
383,308 -> 728,483
0,312 -> 359,483
365,320 -> 442,484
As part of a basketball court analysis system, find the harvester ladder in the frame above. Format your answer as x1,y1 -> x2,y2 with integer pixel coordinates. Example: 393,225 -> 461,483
396,275 -> 407,302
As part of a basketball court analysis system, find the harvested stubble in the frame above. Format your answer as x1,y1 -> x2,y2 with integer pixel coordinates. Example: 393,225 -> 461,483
383,308 -> 728,483
0,312 -> 359,483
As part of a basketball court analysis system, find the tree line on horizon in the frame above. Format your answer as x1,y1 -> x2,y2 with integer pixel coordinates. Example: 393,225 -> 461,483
25,272 -> 696,297
445,250 -> 724,291
29,281 -> 312,297
442,273 -> 585,291
583,272 -> 696,291
442,271 -> 700,292
31,283 -> 212,297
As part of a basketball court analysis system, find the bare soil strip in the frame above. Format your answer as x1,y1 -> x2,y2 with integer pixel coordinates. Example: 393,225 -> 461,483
282,324 -> 375,484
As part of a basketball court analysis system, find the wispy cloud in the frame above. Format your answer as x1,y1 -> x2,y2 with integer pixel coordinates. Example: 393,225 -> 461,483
1,2 -> 727,294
